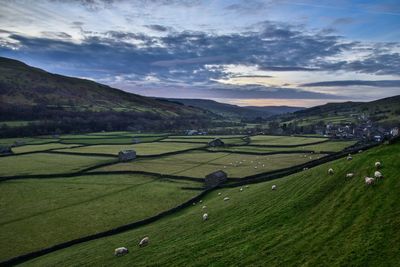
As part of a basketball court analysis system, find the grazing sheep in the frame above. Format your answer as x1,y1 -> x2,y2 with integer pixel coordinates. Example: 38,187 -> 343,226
346,173 -> 354,178
365,177 -> 375,186
218,192 -> 222,196
114,247 -> 129,256
223,197 -> 230,201
239,187 -> 243,192
328,168 -> 334,175
139,237 -> 149,247
375,162 -> 381,169
347,155 -> 352,161
271,185 -> 277,190
254,166 -> 258,169
303,167 -> 308,171
374,171 -> 383,179
202,205 -> 207,210
358,150 -> 363,153
199,200 -> 203,203
192,202 -> 196,206
203,213 -> 208,221
245,185 -> 249,188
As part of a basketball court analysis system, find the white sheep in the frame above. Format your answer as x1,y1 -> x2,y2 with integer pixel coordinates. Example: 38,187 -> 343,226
114,247 -> 129,256
358,150 -> 363,153
192,202 -> 196,206
328,168 -> 334,175
199,200 -> 203,203
375,162 -> 381,169
139,237 -> 149,247
346,173 -> 354,178
347,155 -> 352,161
271,185 -> 277,190
239,187 -> 243,192
303,167 -> 308,171
202,213 -> 208,221
245,185 -> 249,188
202,205 -> 207,210
365,177 -> 375,186
218,192 -> 222,196
374,171 -> 383,179
223,197 -> 230,201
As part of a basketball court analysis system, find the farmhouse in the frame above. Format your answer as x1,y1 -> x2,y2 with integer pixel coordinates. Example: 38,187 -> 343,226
0,146 -> 13,155
205,170 -> 227,188
208,138 -> 224,147
118,150 -> 136,162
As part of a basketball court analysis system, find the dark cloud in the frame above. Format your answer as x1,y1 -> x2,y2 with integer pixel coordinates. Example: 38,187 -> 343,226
1,19 -> 399,100
331,17 -> 355,26
144,24 -> 171,32
301,80 -> 400,87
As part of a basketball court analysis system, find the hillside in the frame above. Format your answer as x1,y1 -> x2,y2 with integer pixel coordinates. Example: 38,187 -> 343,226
166,98 -> 304,119
0,57 -> 215,136
284,95 -> 400,127
0,57 -> 205,116
20,142 -> 400,266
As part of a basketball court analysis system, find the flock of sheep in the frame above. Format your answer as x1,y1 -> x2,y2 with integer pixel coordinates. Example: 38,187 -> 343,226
330,153 -> 384,186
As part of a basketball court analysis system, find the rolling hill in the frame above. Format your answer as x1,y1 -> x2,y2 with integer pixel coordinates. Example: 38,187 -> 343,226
166,98 -> 304,119
0,57 -> 215,136
17,141 -> 400,266
0,57 -> 205,116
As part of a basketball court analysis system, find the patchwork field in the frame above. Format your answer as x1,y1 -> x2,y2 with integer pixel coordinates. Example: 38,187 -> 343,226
250,135 -> 328,146
0,174 -> 201,260
60,136 -> 165,145
208,140 -> 357,154
20,141 -> 400,267
11,143 -> 81,154
55,142 -> 205,156
2,132 -> 374,265
97,151 -> 326,178
0,153 -> 114,177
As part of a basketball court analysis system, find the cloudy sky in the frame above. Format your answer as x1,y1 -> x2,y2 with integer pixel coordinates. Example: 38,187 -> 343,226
1,0 -> 399,107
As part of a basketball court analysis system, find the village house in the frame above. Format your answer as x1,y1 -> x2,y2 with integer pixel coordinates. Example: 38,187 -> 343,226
208,138 -> 224,147
205,170 -> 228,188
118,150 -> 136,162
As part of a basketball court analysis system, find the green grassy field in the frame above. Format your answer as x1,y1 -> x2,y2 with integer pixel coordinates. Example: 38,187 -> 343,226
21,142 -> 400,266
60,136 -> 164,145
55,142 -> 205,156
208,140 -> 357,153
0,137 -> 56,146
250,135 -> 328,146
11,143 -> 81,154
0,174 -> 200,261
97,151 -> 326,178
0,153 -> 114,177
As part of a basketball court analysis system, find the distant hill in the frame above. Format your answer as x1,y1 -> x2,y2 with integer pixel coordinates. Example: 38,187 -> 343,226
281,95 -> 400,127
0,57 -> 213,136
166,98 -> 304,119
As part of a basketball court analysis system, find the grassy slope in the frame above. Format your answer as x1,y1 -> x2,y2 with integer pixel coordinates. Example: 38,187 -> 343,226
0,174 -> 201,260
23,142 -> 400,266
250,135 -> 328,146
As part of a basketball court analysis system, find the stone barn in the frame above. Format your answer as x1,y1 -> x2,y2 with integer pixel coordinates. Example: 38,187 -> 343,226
208,138 -> 224,147
118,150 -> 136,162
205,170 -> 227,188
0,146 -> 13,155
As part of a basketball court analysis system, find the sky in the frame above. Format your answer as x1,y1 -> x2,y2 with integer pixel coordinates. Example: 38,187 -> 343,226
0,0 -> 399,107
